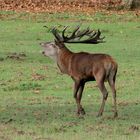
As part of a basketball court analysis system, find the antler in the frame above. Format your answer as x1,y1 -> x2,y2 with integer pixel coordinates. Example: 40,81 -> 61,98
51,26 -> 104,44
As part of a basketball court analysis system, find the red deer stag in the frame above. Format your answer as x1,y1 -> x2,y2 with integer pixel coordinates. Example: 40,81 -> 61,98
40,26 -> 118,117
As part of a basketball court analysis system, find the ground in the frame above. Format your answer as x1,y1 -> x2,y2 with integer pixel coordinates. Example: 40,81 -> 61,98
0,11 -> 140,140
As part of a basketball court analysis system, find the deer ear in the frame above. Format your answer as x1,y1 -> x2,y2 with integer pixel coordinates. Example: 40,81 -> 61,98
54,39 -> 59,45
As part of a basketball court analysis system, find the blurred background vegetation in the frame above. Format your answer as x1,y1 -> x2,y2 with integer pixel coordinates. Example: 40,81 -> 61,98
0,0 -> 140,13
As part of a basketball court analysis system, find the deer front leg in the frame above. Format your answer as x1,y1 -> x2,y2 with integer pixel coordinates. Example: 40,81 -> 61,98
77,82 -> 85,115
73,81 -> 85,115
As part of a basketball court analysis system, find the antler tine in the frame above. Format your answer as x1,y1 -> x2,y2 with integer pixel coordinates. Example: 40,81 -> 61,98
91,30 -> 104,41
62,26 -> 69,41
87,29 -> 96,36
82,30 -> 105,43
69,25 -> 81,39
62,25 -> 81,42
51,28 -> 63,42
76,27 -> 93,38
88,29 -> 100,40
98,30 -> 105,40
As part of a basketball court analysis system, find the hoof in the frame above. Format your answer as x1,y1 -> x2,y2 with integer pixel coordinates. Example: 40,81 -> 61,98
114,112 -> 118,118
96,113 -> 103,118
77,108 -> 86,116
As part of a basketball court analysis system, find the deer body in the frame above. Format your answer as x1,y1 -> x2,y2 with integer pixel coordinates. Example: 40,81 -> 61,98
57,48 -> 116,81
41,41 -> 118,117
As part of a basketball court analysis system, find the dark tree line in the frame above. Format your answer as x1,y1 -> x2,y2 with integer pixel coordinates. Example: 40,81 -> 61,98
126,0 -> 140,9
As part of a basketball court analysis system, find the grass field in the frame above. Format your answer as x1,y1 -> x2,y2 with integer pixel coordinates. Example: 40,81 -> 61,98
0,11 -> 140,140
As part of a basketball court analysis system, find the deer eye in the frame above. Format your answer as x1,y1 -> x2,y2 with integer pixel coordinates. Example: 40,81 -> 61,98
52,45 -> 56,48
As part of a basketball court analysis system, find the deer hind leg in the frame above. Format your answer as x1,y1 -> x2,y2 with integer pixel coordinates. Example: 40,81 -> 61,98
73,80 -> 85,115
96,79 -> 108,117
108,72 -> 118,118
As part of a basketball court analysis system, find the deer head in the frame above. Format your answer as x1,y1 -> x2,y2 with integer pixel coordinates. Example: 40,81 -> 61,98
40,39 -> 66,61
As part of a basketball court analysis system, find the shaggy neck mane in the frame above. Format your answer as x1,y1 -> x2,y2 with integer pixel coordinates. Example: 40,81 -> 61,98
57,46 -> 73,74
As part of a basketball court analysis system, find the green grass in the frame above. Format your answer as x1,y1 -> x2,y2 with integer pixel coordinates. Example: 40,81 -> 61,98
0,11 -> 140,140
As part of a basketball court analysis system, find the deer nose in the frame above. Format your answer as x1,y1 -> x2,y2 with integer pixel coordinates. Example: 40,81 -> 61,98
42,51 -> 45,55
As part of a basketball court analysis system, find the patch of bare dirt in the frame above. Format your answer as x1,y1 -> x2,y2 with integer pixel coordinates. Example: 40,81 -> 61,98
118,100 -> 140,107
0,57 -> 4,61
124,125 -> 139,135
31,73 -> 46,81
129,125 -> 139,132
35,137 -> 53,140
6,52 -> 26,60
86,123 -> 112,132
